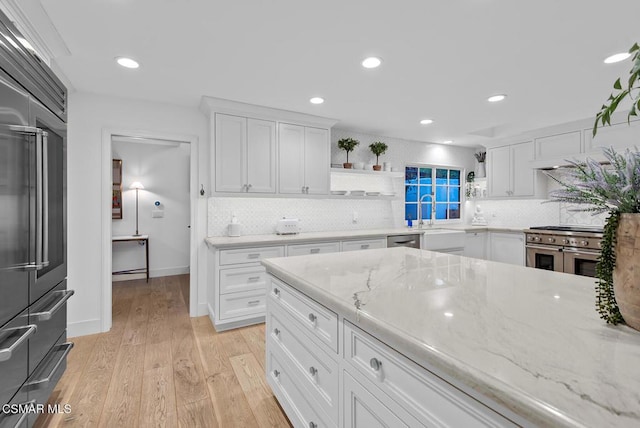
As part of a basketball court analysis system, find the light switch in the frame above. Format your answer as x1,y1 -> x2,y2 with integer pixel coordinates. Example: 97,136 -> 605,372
152,210 -> 164,218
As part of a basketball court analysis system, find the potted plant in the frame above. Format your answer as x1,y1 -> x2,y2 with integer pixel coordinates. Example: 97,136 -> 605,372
337,137 -> 359,169
369,141 -> 388,171
474,151 -> 486,178
548,42 -> 640,330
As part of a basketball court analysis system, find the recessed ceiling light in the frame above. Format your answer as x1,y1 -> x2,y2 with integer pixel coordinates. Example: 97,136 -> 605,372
116,57 -> 140,69
309,97 -> 324,104
420,119 -> 434,125
444,312 -> 454,317
362,57 -> 382,69
442,140 -> 453,144
604,52 -> 631,64
487,94 -> 507,103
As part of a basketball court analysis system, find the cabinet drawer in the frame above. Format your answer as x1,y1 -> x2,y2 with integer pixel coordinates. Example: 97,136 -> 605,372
287,241 -> 340,257
268,306 -> 338,421
341,238 -> 386,252
219,289 -> 266,320
267,349 -> 335,428
344,322 -> 514,427
219,266 -> 267,295
219,246 -> 284,266
269,277 -> 338,353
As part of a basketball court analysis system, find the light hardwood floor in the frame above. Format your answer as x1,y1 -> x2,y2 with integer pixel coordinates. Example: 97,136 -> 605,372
36,275 -> 291,428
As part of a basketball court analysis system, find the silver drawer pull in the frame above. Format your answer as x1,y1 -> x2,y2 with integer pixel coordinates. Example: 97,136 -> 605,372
0,325 -> 37,362
247,253 -> 260,259
247,300 -> 261,306
309,422 -> 317,428
273,288 -> 280,296
370,357 -> 382,371
247,276 -> 261,282
26,342 -> 74,389
273,328 -> 280,336
309,366 -> 317,376
273,369 -> 280,378
308,313 -> 317,323
30,289 -> 75,321
310,248 -> 320,254
360,244 -> 370,249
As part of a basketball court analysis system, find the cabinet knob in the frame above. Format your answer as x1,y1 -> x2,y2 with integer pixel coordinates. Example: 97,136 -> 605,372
309,422 -> 318,428
273,370 -> 280,378
580,240 -> 589,246
301,186 -> 306,193
370,357 -> 382,371
308,313 -> 317,323
247,184 -> 252,190
273,288 -> 280,296
273,328 -> 280,336
309,366 -> 317,376
305,186 -> 310,193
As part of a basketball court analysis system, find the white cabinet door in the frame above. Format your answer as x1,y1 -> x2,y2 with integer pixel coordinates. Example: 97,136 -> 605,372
487,146 -> 510,198
304,126 -> 330,195
489,232 -> 525,265
278,123 -> 306,194
247,118 -> 276,193
464,231 -> 487,259
343,371 -> 418,428
215,113 -> 246,192
511,142 -> 535,197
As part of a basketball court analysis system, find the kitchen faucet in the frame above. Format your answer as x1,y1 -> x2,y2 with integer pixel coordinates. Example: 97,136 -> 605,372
418,193 -> 436,228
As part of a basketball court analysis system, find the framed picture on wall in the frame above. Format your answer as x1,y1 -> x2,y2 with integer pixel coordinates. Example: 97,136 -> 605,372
112,159 -> 123,219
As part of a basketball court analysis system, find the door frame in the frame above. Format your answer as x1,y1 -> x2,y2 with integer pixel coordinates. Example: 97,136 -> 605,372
101,127 -> 199,332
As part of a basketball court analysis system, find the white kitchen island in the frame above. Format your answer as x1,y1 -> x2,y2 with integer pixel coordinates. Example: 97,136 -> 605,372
261,247 -> 640,428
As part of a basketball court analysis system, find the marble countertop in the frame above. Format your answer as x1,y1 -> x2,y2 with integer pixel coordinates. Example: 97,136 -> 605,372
262,247 -> 640,428
206,225 -> 527,248
206,228 -> 424,248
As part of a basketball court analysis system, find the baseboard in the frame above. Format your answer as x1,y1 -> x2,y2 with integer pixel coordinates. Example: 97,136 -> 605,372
67,318 -> 102,337
112,273 -> 145,282
111,266 -> 189,282
197,302 -> 208,317
207,303 -> 216,326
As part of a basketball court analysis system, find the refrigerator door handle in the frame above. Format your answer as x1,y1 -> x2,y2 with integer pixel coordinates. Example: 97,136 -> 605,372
42,131 -> 49,267
35,128 -> 44,270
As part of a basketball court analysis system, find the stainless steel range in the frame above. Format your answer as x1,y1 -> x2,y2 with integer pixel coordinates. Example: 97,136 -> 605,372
524,226 -> 604,277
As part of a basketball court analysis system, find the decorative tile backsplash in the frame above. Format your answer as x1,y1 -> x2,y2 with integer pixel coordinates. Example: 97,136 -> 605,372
470,199 -> 560,227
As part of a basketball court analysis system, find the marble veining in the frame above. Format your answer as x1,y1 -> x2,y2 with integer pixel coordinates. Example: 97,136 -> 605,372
262,248 -> 640,428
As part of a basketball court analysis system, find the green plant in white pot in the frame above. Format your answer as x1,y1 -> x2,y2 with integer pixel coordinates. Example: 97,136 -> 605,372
337,137 -> 359,169
548,42 -> 640,329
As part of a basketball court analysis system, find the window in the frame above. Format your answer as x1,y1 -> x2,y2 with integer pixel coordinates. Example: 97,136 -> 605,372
405,165 -> 462,222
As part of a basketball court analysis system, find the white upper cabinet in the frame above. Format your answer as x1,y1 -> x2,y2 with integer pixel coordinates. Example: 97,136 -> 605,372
488,141 -> 543,198
278,123 -> 330,195
215,114 -> 276,193
202,96 -> 337,197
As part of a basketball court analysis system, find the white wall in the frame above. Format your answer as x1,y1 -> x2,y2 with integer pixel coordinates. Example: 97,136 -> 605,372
112,141 -> 190,278
67,92 -> 208,337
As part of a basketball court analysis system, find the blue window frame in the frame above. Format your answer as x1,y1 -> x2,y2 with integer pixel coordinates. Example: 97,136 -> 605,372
405,165 -> 462,222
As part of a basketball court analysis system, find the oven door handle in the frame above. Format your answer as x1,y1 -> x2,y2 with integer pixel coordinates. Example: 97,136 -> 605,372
526,244 -> 562,252
562,248 -> 600,256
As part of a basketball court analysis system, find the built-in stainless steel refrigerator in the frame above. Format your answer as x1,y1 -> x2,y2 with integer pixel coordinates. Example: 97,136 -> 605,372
0,9 -> 73,427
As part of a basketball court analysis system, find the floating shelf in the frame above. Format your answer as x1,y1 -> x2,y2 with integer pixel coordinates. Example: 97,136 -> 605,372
330,168 -> 404,178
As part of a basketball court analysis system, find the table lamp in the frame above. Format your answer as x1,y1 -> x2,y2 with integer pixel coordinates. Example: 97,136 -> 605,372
129,181 -> 144,236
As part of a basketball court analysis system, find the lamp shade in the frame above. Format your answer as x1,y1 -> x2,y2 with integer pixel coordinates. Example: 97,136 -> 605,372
129,181 -> 144,190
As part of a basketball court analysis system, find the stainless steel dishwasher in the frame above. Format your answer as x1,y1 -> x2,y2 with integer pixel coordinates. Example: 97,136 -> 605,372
387,234 -> 421,249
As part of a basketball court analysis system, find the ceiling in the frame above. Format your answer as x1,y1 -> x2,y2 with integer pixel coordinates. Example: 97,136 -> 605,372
21,0 -> 640,146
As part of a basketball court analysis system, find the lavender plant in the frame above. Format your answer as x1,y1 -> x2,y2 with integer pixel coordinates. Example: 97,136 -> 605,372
548,147 -> 640,323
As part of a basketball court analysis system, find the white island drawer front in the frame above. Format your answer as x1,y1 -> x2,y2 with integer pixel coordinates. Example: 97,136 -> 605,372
287,241 -> 340,257
341,238 -> 386,252
268,305 -> 339,421
267,349 -> 336,428
219,265 -> 268,294
344,322 -> 515,428
219,246 -> 284,266
269,277 -> 338,353
219,289 -> 266,320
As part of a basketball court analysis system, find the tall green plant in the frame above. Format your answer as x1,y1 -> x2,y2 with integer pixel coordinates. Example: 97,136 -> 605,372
594,43 -> 640,136
369,141 -> 388,165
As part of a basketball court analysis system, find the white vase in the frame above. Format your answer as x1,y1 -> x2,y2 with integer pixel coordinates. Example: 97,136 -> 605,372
476,162 -> 486,178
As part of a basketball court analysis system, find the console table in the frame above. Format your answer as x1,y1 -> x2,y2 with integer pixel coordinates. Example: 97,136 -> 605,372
112,235 -> 149,282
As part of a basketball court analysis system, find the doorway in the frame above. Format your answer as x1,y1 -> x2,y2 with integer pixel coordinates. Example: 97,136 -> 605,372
101,129 -> 199,332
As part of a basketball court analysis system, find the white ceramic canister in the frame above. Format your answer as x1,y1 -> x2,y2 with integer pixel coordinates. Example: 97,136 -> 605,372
228,215 -> 242,237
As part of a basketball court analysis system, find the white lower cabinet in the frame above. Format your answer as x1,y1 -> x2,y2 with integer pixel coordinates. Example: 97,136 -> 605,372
287,241 -> 340,257
341,238 -> 386,252
464,231 -> 487,259
489,232 -> 525,266
265,276 -> 517,428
